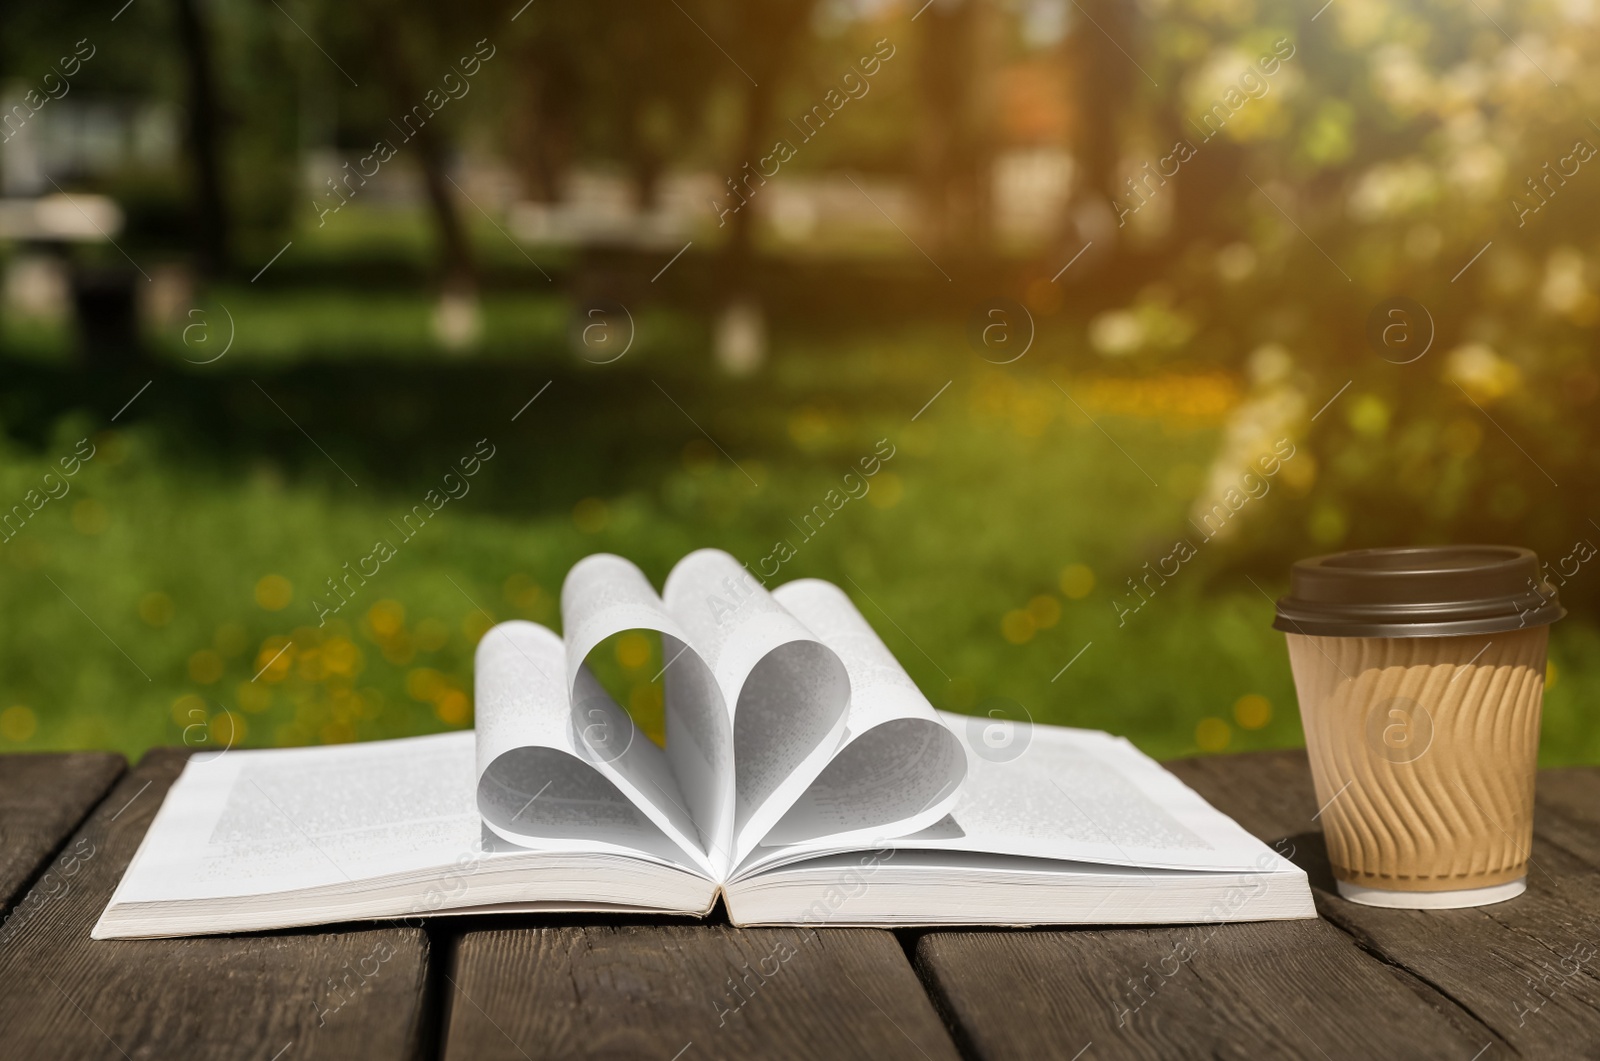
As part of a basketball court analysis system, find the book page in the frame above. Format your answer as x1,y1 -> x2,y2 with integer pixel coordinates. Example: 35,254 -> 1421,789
559,554 -> 733,867
104,733 -> 487,905
893,716 -> 1282,871
723,848 -> 1313,927
663,550 -> 851,866
737,718 -> 1284,880
97,732 -> 717,937
473,619 -> 710,873
755,579 -> 967,850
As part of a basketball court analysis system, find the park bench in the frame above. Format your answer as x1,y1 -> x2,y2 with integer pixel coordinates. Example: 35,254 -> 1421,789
1,747 -> 1595,1059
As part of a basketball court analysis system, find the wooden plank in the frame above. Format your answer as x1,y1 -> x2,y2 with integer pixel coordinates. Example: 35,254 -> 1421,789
1164,751 -> 1319,844
0,751 -> 123,915
1168,751 -> 1600,1058
441,924 -> 963,1061
1525,767 -> 1600,871
916,917 -> 1483,1060
0,749 -> 434,1061
912,750 -> 1507,1059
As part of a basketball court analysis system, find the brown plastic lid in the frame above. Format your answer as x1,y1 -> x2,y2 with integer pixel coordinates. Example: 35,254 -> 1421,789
1272,545 -> 1565,638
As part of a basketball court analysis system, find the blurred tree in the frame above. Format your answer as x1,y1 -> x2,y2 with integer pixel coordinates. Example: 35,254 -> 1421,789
173,0 -> 231,276
607,13 -> 711,212
916,0 -> 1001,259
502,1 -> 713,210
703,0 -> 821,286
1054,0 -> 1138,267
506,3 -> 581,204
345,0 -> 498,313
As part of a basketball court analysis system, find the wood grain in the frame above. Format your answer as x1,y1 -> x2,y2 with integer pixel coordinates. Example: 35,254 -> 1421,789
1168,751 -> 1600,1057
916,917 -> 1482,1060
441,924 -> 962,1061
0,752 -> 123,915
0,748 -> 434,1061
1164,750 -> 1320,844
7,744 -> 1597,1058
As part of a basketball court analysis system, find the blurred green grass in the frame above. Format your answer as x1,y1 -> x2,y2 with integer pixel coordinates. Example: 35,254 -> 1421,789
2,303 -> 1597,767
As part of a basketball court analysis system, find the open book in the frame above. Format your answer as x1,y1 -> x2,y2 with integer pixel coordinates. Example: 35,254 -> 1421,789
95,549 -> 1312,938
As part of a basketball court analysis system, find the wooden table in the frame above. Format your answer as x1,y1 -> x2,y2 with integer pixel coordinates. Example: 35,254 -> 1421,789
1,748 -> 1596,1059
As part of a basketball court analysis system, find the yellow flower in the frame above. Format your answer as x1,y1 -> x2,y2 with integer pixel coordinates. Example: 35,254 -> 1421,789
1026,595 -> 1061,630
253,637 -> 295,683
296,648 -> 326,682
212,710 -> 247,747
367,599 -> 405,638
381,630 -> 416,666
0,706 -> 37,742
1233,694 -> 1272,730
322,637 -> 362,677
1001,610 -> 1036,645
615,632 -> 653,670
1196,717 -> 1231,752
1059,564 -> 1095,599
170,693 -> 207,727
434,689 -> 470,726
254,575 -> 293,611
188,649 -> 225,684
630,684 -> 666,747
406,668 -> 447,703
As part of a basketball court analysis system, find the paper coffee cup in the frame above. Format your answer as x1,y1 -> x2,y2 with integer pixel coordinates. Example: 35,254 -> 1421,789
1273,546 -> 1563,909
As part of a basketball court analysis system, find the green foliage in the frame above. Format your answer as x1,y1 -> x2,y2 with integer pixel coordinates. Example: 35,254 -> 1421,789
4,0 -> 1600,767
0,319 -> 1595,765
